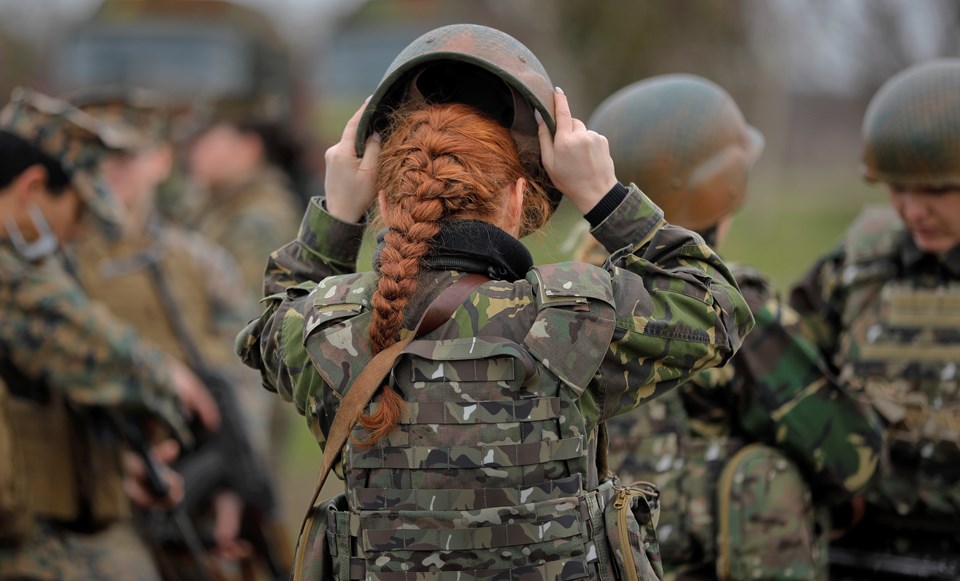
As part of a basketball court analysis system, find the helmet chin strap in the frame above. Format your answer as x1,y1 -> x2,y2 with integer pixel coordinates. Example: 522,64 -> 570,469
4,204 -> 59,261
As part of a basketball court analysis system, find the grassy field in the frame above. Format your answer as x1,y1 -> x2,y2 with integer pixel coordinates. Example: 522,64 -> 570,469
272,169 -> 885,537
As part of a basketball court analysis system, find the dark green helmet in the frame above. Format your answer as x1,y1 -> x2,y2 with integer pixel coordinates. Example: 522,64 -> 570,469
861,59 -> 960,187
355,24 -> 561,220
588,74 -> 763,232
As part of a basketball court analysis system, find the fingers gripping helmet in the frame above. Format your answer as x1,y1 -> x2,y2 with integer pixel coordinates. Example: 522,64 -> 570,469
588,74 -> 763,232
861,59 -> 960,187
355,24 -> 560,227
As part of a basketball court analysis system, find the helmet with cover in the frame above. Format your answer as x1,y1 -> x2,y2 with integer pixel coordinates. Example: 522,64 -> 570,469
356,24 -> 560,229
588,74 -> 763,232
861,59 -> 960,187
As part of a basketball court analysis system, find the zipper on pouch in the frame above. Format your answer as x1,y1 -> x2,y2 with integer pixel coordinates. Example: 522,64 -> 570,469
614,488 -> 641,581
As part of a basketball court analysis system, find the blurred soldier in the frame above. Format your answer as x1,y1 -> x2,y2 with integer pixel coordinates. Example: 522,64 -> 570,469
791,60 -> 960,579
188,111 -> 303,466
580,75 -> 883,580
0,89 -> 219,580
70,88 -> 290,579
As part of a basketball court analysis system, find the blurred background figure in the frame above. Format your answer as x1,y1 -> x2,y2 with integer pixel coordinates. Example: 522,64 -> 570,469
581,75 -> 884,581
1,0 -> 957,546
0,88 -> 215,581
68,87 -> 291,580
790,60 -> 960,580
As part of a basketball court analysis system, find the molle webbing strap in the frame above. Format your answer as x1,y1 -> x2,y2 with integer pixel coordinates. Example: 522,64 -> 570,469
347,558 -> 589,581
387,397 -> 561,425
297,273 -> 490,541
361,516 -> 581,552
350,436 -> 585,469
350,474 -> 583,511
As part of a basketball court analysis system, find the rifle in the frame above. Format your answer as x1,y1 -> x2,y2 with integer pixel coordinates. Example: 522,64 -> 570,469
115,417 -> 219,581
144,257 -> 291,579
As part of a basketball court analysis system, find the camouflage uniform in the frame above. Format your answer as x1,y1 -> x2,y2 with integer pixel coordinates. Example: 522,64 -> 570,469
789,60 -> 960,577
194,168 -> 301,301
0,89 -> 187,580
790,207 -> 960,569
195,167 -> 301,466
237,184 -> 754,580
604,261 -> 882,580
586,75 -> 883,581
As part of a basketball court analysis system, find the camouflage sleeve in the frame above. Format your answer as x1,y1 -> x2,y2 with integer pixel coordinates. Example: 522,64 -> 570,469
1,258 -> 188,437
589,185 -> 755,420
236,197 -> 366,430
261,197 -> 367,296
787,245 -> 846,370
732,297 -> 883,501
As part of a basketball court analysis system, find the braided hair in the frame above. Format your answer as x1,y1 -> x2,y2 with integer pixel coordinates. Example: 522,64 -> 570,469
355,102 -> 550,446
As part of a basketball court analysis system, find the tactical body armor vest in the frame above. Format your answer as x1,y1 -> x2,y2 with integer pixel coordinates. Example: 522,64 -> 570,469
0,367 -> 128,540
76,229 -> 232,367
301,266 -> 662,580
838,207 -> 960,517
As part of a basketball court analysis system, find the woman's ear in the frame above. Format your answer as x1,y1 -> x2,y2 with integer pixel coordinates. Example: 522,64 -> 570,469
14,164 -> 49,206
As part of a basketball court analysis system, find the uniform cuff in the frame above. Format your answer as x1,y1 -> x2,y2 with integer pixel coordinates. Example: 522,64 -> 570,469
296,197 -> 367,268
590,183 -> 666,253
584,182 -> 629,228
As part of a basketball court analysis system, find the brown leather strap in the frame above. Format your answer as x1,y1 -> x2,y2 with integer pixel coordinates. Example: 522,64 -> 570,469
297,273 -> 488,533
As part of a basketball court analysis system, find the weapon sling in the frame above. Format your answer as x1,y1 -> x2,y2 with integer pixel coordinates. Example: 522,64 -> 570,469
293,273 -> 489,578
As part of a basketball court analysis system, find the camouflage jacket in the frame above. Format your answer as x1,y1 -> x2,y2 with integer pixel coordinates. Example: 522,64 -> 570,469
0,242 -> 186,438
790,206 -> 960,518
615,263 -> 880,496
238,185 -> 753,447
195,168 -> 302,309
238,185 -> 752,578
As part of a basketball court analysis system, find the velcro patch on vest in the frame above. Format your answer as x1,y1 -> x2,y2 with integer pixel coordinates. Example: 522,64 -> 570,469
350,436 -> 583,469
361,514 -> 581,552
350,474 -> 583,511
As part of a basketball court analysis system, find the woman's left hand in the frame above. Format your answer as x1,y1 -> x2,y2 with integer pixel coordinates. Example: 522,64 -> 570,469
324,99 -> 383,223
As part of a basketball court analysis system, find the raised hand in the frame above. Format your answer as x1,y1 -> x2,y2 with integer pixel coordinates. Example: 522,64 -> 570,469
324,98 -> 383,224
537,88 -> 618,216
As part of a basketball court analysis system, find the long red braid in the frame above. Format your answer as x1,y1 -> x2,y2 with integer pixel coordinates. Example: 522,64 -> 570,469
355,102 -> 551,446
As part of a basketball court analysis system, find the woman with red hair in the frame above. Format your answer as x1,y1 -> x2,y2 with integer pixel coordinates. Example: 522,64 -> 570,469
237,26 -> 753,581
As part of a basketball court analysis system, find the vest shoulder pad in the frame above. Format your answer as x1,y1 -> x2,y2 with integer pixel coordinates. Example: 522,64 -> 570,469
527,261 -> 615,306
524,262 -> 616,395
303,271 -> 377,395
841,205 -> 902,287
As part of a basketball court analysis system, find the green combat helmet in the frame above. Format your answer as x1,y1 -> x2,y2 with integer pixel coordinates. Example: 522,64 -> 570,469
588,74 -> 763,232
0,88 -> 141,233
356,23 -> 560,228
861,59 -> 960,187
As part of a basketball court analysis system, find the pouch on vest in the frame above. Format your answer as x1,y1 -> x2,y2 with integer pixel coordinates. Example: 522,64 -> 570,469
296,492 -> 351,581
0,382 -> 29,542
603,481 -> 664,580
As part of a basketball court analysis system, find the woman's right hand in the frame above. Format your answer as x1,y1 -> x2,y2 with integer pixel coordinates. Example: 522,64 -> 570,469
324,99 -> 383,224
537,88 -> 618,216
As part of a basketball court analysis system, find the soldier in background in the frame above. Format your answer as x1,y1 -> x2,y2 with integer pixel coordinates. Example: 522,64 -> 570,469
0,89 -> 218,580
580,75 -> 883,580
790,60 -> 960,579
187,108 -> 303,468
70,88 -> 290,579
